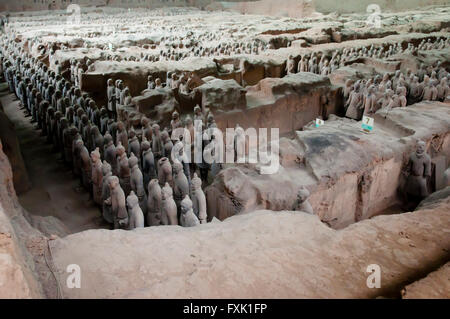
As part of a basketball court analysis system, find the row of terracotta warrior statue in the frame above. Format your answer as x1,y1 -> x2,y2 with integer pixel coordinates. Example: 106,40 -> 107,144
1,40 -> 208,230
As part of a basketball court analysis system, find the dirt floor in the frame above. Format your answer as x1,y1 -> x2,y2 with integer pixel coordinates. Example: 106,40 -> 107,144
0,93 -> 109,234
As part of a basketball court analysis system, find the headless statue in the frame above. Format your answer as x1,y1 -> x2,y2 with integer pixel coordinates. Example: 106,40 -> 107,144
127,191 -> 145,230
147,179 -> 162,226
191,173 -> 207,224
173,161 -> 189,219
161,182 -> 178,226
158,157 -> 173,188
101,161 -> 114,224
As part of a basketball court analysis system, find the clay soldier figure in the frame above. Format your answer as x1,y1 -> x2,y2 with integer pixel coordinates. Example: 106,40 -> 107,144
141,117 -> 152,142
298,55 -> 307,73
79,140 -> 92,193
129,153 -> 147,216
191,173 -> 207,224
161,183 -> 178,225
115,79 -> 122,111
152,123 -> 163,165
57,117 -> 68,155
377,90 -> 393,110
158,157 -> 173,188
103,132 -> 117,173
172,161 -> 189,219
89,101 -> 100,127
293,186 -> 314,214
363,85 -> 378,115
116,121 -> 128,152
73,136 -> 84,178
116,142 -> 131,196
147,179 -> 162,226
286,55 -> 296,74
422,81 -> 438,101
436,78 -> 449,101
343,79 -> 353,102
107,119 -> 118,142
170,111 -> 182,134
147,75 -> 155,90
63,126 -> 78,166
161,130 -> 173,159
404,140 -> 431,205
409,76 -> 423,104
345,82 -> 363,120
99,108 -> 109,135
180,195 -> 200,227
107,78 -> 116,120
193,105 -> 205,124
90,126 -> 104,158
320,60 -> 330,76
101,161 -> 114,225
128,128 -> 141,160
105,176 -> 128,230
142,138 -> 157,188
127,191 -> 145,230
91,148 -> 103,207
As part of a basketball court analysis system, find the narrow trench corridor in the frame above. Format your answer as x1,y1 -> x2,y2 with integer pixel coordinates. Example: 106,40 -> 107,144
1,92 -> 109,235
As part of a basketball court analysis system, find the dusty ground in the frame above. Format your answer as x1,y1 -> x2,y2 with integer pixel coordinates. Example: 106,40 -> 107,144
48,189 -> 450,299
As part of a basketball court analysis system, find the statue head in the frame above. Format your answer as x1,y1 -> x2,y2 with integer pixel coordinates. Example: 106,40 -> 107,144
416,140 -> 426,156
91,147 -> 101,162
152,123 -> 160,134
116,142 -> 125,156
192,173 -> 202,190
109,176 -> 120,190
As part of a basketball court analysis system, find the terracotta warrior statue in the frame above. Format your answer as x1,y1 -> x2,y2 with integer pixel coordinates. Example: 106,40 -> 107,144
158,157 -> 173,188
116,142 -> 131,196
142,138 -> 157,188
180,195 -> 200,227
404,140 -> 431,201
101,161 -> 114,225
191,173 -> 207,224
128,127 -> 141,160
105,176 -> 128,229
172,161 -> 189,218
129,153 -> 147,216
127,191 -> 145,230
116,121 -> 128,152
345,82 -> 363,120
147,179 -> 162,226
103,132 -> 117,175
91,147 -> 103,207
161,183 -> 178,225
107,78 -> 116,120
